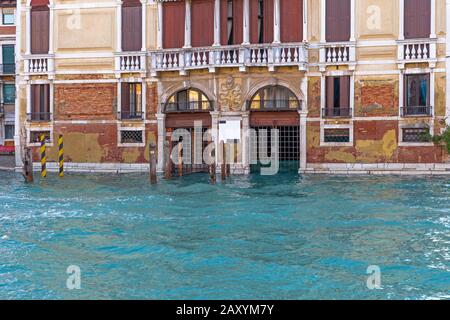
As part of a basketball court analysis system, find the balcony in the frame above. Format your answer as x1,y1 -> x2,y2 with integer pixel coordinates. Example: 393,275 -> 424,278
27,112 -> 52,122
319,42 -> 356,71
248,99 -> 302,111
0,64 -> 15,75
164,101 -> 213,113
397,39 -> 437,69
24,54 -> 55,77
400,106 -> 433,117
150,43 -> 308,75
115,52 -> 147,75
322,108 -> 353,118
118,111 -> 144,121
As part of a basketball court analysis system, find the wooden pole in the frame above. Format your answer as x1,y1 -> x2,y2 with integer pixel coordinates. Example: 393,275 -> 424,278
40,135 -> 47,178
164,140 -> 172,180
220,140 -> 226,181
149,143 -> 157,184
22,147 -> 34,183
58,134 -> 64,177
178,142 -> 183,177
226,141 -> 231,177
209,148 -> 216,184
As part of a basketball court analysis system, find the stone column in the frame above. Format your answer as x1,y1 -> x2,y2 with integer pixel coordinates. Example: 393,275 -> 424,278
213,0 -> 221,46
399,0 -> 405,40
242,112 -> 250,174
157,1 -> 163,49
184,0 -> 192,48
141,0 -> 147,51
299,111 -> 308,173
273,0 -> 281,44
243,0 -> 250,44
116,0 -> 122,52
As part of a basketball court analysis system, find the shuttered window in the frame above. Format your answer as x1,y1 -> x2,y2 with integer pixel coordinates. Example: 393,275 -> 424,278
326,0 -> 350,42
221,0 -> 244,45
31,84 -> 50,121
250,0 -> 273,44
31,7 -> 49,54
191,0 -> 215,47
325,76 -> 350,115
281,0 -> 303,43
163,1 -> 185,49
122,1 -> 142,52
404,0 -> 431,39
121,83 -> 142,118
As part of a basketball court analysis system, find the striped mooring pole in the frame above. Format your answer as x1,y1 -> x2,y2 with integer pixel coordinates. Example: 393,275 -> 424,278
40,135 -> 47,178
58,134 -> 64,177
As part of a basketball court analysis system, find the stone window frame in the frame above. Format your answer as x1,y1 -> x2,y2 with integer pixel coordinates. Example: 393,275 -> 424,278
320,123 -> 354,147
27,127 -> 54,147
117,125 -> 146,148
398,119 -> 434,147
117,78 -> 146,122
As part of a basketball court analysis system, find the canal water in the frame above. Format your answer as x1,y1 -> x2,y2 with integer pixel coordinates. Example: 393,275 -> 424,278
0,171 -> 449,299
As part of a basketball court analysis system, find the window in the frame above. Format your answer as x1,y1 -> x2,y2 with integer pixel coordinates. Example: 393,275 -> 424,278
163,1 -> 185,49
31,3 -> 50,54
281,0 -> 303,43
324,76 -> 351,117
4,124 -> 14,140
191,0 -> 214,47
250,86 -> 300,110
324,128 -> 350,143
120,130 -> 143,144
122,0 -> 142,52
221,0 -> 243,45
29,130 -> 51,144
3,84 -> 15,104
2,9 -> 14,25
326,0 -> 350,42
121,83 -> 143,120
404,74 -> 430,116
166,89 -> 211,112
30,84 -> 50,121
2,45 -> 15,74
402,128 -> 430,143
404,0 -> 431,39
250,0 -> 273,44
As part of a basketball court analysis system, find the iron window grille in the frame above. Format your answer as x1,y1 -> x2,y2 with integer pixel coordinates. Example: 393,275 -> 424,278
120,130 -> 143,144
324,128 -> 351,143
402,128 -> 430,143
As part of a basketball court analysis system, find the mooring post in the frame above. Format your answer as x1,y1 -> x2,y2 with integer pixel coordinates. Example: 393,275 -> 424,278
177,142 -> 183,177
209,148 -> 216,184
164,140 -> 172,180
22,147 -> 34,183
58,134 -> 64,177
149,143 -> 157,184
220,140 -> 226,181
40,135 -> 47,178
226,141 -> 231,177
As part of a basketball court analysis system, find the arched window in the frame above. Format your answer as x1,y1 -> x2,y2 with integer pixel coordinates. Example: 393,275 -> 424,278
165,89 -> 212,113
249,86 -> 300,110
31,0 -> 49,54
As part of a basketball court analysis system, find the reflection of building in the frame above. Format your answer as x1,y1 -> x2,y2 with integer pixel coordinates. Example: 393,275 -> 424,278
14,0 -> 450,174
0,0 -> 16,152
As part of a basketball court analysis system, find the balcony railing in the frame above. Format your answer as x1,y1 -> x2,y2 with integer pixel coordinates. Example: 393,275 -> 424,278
397,39 -> 437,67
320,42 -> 356,69
118,111 -> 144,121
401,106 -> 433,117
24,54 -> 54,75
248,99 -> 302,111
150,43 -> 308,74
164,101 -> 213,113
0,64 -> 15,75
115,52 -> 146,73
27,112 -> 52,122
322,108 -> 353,118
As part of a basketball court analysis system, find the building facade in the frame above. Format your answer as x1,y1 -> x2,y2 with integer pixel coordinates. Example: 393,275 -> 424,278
0,0 -> 16,152
14,0 -> 450,174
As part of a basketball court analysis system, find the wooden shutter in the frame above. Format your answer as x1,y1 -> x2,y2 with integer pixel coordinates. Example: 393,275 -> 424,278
251,0 -> 274,43
122,2 -> 142,52
263,0 -> 274,43
31,85 -> 39,114
191,0 -> 215,47
326,0 -> 350,42
121,83 -> 131,113
220,0 -> 229,44
404,0 -> 431,39
43,84 -> 50,114
339,76 -> 350,109
31,8 -> 49,54
163,1 -> 186,49
326,77 -> 334,110
281,0 -> 303,43
221,0 -> 244,45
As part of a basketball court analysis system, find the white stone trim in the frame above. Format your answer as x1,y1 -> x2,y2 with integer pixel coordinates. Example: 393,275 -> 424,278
243,0 -> 250,45
27,126 -> 54,147
303,163 -> 450,175
117,125 -> 146,147
399,0 -> 404,40
303,0 -> 308,42
273,0 -> 280,44
141,0 -> 147,51
184,0 -> 191,48
213,0 -> 220,46
116,0 -> 122,52
320,123 -> 354,147
157,1 -> 163,49
398,119 -> 434,147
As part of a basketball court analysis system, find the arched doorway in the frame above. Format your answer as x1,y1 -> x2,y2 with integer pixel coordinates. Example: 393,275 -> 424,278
248,85 -> 301,173
164,88 -> 213,175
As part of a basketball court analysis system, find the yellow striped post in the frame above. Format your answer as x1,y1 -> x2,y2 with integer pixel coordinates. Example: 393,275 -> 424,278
40,135 -> 47,178
58,134 -> 64,177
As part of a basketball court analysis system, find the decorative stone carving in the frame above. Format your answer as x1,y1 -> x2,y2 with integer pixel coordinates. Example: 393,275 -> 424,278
218,76 -> 242,112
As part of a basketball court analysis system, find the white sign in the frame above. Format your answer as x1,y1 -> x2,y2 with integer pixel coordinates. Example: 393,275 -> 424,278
219,120 -> 241,141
